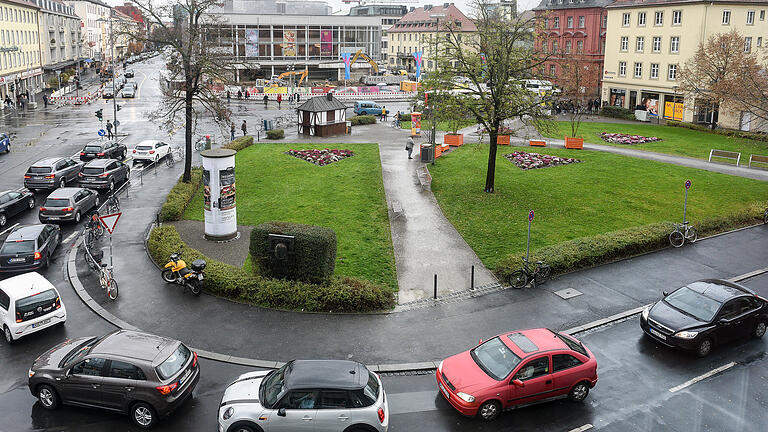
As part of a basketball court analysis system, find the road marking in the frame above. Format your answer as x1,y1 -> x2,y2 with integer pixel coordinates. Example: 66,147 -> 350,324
0,223 -> 20,237
135,70 -> 148,99
669,362 -> 737,393
63,232 -> 78,244
568,425 -> 593,432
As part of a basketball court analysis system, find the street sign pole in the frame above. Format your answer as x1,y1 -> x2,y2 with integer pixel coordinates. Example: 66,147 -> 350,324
526,210 -> 534,262
109,232 -> 113,267
683,180 -> 691,223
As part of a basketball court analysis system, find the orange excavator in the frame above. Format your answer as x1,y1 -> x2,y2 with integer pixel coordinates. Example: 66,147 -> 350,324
276,69 -> 308,86
350,50 -> 379,73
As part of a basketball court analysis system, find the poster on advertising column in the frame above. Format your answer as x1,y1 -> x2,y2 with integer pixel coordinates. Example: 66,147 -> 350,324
284,30 -> 296,56
245,29 -> 258,57
321,29 -> 332,55
203,169 -> 211,211
219,167 -> 236,212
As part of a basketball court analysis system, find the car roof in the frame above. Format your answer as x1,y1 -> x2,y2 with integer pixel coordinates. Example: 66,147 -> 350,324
6,224 -> 46,240
687,279 -> 754,303
284,360 -> 368,391
85,158 -> 116,167
0,272 -> 57,299
136,140 -> 160,146
92,330 -> 178,362
32,157 -> 64,167
46,187 -> 84,198
502,328 -> 568,356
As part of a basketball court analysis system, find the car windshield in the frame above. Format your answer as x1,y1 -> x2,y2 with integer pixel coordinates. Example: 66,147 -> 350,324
155,343 -> 190,380
61,336 -> 102,368
470,337 -> 522,381
136,145 -> 152,150
43,198 -> 70,207
261,363 -> 288,407
84,146 -> 102,152
1,240 -> 35,254
82,167 -> 104,175
28,166 -> 52,174
664,286 -> 721,322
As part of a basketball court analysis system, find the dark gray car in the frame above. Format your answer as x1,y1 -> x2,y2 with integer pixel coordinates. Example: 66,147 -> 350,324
38,187 -> 99,224
0,224 -> 60,272
29,330 -> 200,429
78,159 -> 130,191
79,140 -> 127,162
24,158 -> 83,191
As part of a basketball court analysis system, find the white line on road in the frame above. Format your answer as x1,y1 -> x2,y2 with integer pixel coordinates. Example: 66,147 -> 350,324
63,232 -> 78,244
0,223 -> 20,237
568,424 -> 593,432
669,362 -> 737,393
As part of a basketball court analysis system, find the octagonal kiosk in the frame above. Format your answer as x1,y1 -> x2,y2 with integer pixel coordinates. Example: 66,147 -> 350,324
201,148 -> 238,241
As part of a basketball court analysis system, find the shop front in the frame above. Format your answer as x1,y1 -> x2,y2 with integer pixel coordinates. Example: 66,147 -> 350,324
609,88 -> 626,107
663,95 -> 684,121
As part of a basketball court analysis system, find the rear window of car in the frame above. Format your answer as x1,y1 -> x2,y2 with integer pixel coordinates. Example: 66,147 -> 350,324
155,343 -> 191,380
363,371 -> 379,402
1,239 -> 36,254
136,145 -> 152,150
84,146 -> 102,152
43,198 -> 70,207
555,333 -> 589,357
82,167 -> 104,175
28,166 -> 52,174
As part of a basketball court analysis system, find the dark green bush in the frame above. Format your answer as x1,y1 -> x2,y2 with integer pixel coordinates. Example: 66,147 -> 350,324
224,135 -> 254,151
148,225 -> 394,312
601,106 -> 636,120
159,168 -> 202,222
350,115 -> 377,126
666,120 -> 768,143
266,129 -> 284,139
250,221 -> 337,283
399,113 -> 410,122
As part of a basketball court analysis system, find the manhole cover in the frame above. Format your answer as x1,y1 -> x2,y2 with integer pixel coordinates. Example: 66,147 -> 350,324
554,288 -> 583,299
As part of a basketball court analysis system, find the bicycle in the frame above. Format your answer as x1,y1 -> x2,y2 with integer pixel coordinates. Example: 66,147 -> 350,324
510,257 -> 551,289
104,193 -> 119,213
390,119 -> 401,129
99,262 -> 118,300
166,147 -> 182,167
669,221 -> 697,248
84,212 -> 104,249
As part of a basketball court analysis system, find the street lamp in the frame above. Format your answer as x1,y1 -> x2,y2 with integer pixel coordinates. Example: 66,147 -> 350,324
97,15 -> 118,137
428,13 -> 445,145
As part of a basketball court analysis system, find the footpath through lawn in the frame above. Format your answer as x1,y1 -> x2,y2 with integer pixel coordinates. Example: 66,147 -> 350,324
429,143 -> 768,270
544,121 -> 768,161
184,143 -> 397,290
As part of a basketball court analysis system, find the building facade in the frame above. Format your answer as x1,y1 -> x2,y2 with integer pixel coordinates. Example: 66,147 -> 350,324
64,0 -> 111,62
603,0 -> 768,130
388,3 -> 477,72
349,4 -> 408,68
32,0 -> 82,88
0,0 -> 44,101
534,0 -> 612,97
210,0 -> 332,15
484,0 -> 518,19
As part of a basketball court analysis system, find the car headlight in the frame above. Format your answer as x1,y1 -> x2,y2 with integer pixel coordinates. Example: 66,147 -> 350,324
28,369 -> 35,378
438,360 -> 443,372
222,406 -> 234,420
641,307 -> 650,321
456,392 -> 475,403
674,330 -> 699,339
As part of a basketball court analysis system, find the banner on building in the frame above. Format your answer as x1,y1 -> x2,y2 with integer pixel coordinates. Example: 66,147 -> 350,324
284,30 -> 296,57
245,30 -> 258,57
321,29 -> 333,55
664,102 -> 684,121
413,51 -> 422,78
341,53 -> 352,80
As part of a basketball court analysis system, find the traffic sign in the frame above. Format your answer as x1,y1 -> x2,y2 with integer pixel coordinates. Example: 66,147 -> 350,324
98,212 -> 122,234
528,210 -> 535,222
685,179 -> 691,190
114,120 -> 120,127
98,129 -> 106,136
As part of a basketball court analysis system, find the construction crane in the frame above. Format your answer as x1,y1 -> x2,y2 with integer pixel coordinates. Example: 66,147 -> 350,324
350,49 -> 379,73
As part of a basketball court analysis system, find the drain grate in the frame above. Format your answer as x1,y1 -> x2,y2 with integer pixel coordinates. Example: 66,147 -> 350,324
554,288 -> 583,299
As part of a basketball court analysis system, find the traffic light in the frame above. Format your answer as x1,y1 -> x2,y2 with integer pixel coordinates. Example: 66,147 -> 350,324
95,109 -> 103,121
9,83 -> 14,92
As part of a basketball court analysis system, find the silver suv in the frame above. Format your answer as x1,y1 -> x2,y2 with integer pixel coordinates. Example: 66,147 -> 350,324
218,360 -> 389,432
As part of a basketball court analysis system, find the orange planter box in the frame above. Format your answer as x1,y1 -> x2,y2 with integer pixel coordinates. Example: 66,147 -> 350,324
529,140 -> 546,147
564,136 -> 583,149
434,144 -> 443,159
495,135 -> 510,145
444,134 -> 464,147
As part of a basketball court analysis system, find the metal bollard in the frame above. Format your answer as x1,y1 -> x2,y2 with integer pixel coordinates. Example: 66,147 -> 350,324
433,274 -> 438,299
471,265 -> 475,290
156,212 -> 161,226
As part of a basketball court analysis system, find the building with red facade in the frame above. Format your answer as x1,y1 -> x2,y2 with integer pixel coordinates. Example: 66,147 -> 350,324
533,0 -> 613,97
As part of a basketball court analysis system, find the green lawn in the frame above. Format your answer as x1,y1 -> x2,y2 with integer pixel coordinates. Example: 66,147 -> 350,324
543,121 -> 768,161
400,119 -> 476,132
184,143 -> 397,290
429,143 -> 768,269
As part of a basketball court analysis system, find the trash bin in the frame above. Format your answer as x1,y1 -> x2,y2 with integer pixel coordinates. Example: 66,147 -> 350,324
205,135 -> 212,150
346,121 -> 352,134
420,143 -> 434,163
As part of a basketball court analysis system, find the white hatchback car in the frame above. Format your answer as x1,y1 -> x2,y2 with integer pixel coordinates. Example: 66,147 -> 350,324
218,360 -> 389,432
0,272 -> 66,343
132,140 -> 171,164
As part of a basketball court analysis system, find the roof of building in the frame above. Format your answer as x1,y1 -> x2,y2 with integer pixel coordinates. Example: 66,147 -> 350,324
607,0 -> 768,8
297,94 -> 347,112
284,360 -> 369,391
64,0 -> 111,8
389,3 -> 477,33
3,0 -> 41,10
534,0 -> 615,11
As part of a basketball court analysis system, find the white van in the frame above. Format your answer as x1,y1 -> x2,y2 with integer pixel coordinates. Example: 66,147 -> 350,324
0,272 -> 66,343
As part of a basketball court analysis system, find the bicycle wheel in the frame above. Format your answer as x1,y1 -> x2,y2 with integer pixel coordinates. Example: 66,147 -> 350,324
85,231 -> 95,249
166,155 -> 175,167
194,140 -> 204,151
107,278 -> 119,300
669,230 -> 685,248
510,270 -> 528,289
95,224 -> 104,238
110,198 -> 120,212
536,264 -> 551,280
685,226 -> 698,243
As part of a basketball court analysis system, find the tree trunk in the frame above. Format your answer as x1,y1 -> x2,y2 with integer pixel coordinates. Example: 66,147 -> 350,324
183,90 -> 193,183
484,131 -> 498,193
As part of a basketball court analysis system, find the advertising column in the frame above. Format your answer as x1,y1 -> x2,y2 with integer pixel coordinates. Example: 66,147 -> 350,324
201,148 -> 238,241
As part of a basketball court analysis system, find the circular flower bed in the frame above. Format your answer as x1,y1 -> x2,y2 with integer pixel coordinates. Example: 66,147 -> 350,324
599,132 -> 662,145
504,151 -> 580,170
287,149 -> 355,166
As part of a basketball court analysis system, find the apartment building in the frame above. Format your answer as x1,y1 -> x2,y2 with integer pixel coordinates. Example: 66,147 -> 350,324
64,0 -> 111,62
32,0 -> 82,87
0,0 -> 44,100
349,4 -> 408,68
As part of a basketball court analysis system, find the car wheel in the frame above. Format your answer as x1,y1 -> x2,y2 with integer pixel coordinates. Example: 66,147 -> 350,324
230,425 -> 257,432
109,179 -> 115,192
37,384 -> 59,410
3,325 -> 13,344
568,381 -> 590,402
477,400 -> 501,422
28,197 -> 35,209
42,254 -> 50,269
121,150 -> 126,160
752,321 -> 767,339
74,211 -> 81,224
0,213 -> 6,228
696,338 -> 713,358
130,402 -> 157,429
59,178 -> 66,188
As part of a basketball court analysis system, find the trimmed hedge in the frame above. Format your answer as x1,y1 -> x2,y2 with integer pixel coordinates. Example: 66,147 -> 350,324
666,120 -> 768,144
350,115 -> 377,126
159,168 -> 202,222
267,129 -> 285,139
601,106 -> 636,121
224,135 -> 254,151
494,203 -> 765,283
250,221 -> 337,283
148,225 -> 395,312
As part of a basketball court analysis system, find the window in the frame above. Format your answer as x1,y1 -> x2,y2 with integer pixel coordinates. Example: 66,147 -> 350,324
601,40 -> 605,53
565,40 -> 572,53
622,13 -> 630,26
578,16 -> 585,28
514,357 -> 550,381
638,12 -> 646,26
319,390 -> 349,409
577,40 -> 583,53
72,358 -> 106,376
108,360 -> 147,380
0,289 -> 9,310
552,40 -> 558,53
673,10 -> 682,24
745,37 -> 752,52
747,10 -> 755,25
552,354 -> 583,372
567,16 -> 573,28
636,36 -> 644,52
761,10 -> 765,21
550,64 -> 556,76
653,36 -> 662,52
602,15 -> 607,28
279,391 -> 317,409
722,10 -> 730,25
544,18 -> 549,28
668,64 -> 677,80
619,61 -> 627,76
654,11 -> 663,25
620,36 -> 628,51
650,63 -> 659,79
758,37 -> 763,47
670,36 -> 679,53
719,298 -> 752,320
553,17 -> 560,28
634,62 -> 643,78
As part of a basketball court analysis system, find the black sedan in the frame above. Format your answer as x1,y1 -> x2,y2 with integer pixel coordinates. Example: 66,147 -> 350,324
640,279 -> 768,357
79,140 -> 127,162
0,188 -> 35,228
0,224 -> 60,272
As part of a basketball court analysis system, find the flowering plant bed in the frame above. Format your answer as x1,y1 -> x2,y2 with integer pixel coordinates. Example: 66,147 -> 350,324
286,148 -> 355,166
599,132 -> 662,145
504,151 -> 581,170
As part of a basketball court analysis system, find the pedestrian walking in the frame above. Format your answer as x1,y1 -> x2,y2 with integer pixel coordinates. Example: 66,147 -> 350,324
295,93 -> 300,103
106,120 -> 114,139
406,136 -> 415,159
4,95 -> 12,109
43,94 -> 48,107
237,90 -> 242,99
226,90 -> 231,102
241,120 -> 247,136
230,122 -> 236,141
277,94 -> 282,109
263,94 -> 268,108
395,111 -> 401,128
382,106 -> 388,122
244,90 -> 250,100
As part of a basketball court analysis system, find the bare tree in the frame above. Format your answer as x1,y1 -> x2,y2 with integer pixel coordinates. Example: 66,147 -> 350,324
426,1 -> 552,193
128,0 -> 234,182
557,53 -> 602,138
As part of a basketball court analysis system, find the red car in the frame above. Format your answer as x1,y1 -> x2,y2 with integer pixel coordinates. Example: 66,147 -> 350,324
436,328 -> 598,421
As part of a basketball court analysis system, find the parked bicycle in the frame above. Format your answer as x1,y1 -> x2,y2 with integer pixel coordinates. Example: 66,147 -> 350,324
104,193 -> 119,213
166,147 -> 182,167
510,256 -> 551,289
84,212 -> 104,249
86,250 -> 118,300
669,221 -> 697,248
